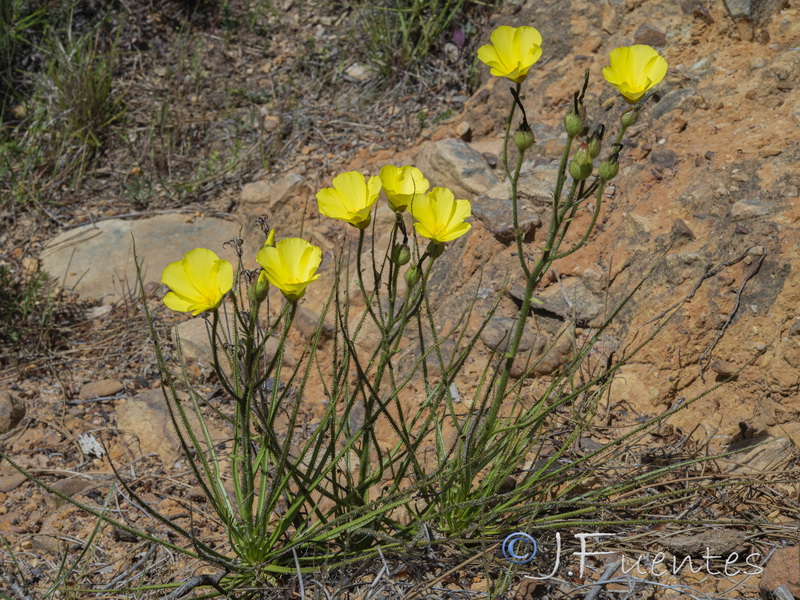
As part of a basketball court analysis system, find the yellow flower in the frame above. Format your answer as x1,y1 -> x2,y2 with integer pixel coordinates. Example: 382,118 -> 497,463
316,171 -> 382,228
256,237 -> 322,302
161,248 -> 234,315
602,45 -> 668,103
410,187 -> 471,244
379,165 -> 430,212
477,25 -> 543,83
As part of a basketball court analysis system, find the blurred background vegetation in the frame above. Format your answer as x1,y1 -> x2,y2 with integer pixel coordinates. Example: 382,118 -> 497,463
0,0 -> 494,361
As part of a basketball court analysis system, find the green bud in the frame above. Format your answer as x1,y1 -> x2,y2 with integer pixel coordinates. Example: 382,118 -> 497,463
569,144 -> 592,180
564,112 -> 583,137
248,271 -> 269,305
514,127 -> 535,152
621,110 -> 638,128
569,159 -> 592,180
598,160 -> 619,180
576,143 -> 591,164
392,243 -> 411,266
588,136 -> 601,159
404,266 -> 420,287
588,124 -> 605,159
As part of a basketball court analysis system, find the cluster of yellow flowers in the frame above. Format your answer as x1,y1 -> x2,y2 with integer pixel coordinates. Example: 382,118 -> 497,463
316,167 -> 471,243
161,165 -> 470,313
161,233 -> 323,314
477,25 -> 667,102
161,24 -> 668,315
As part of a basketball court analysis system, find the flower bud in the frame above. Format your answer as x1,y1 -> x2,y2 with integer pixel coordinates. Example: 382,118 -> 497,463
404,266 -> 420,287
392,243 -> 411,266
569,143 -> 592,180
569,160 -> 592,181
514,127 -> 535,152
588,137 -> 601,159
621,110 -> 638,128
564,112 -> 583,137
249,270 -> 270,304
587,124 -> 604,159
598,160 -> 619,180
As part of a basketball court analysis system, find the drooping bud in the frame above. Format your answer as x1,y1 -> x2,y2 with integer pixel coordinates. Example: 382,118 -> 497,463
587,124 -> 604,159
569,142 -> 592,180
598,159 -> 619,180
514,126 -> 535,152
392,243 -> 411,266
404,266 -> 420,287
621,110 -> 638,128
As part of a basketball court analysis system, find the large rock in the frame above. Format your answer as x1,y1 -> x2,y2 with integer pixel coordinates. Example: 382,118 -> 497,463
116,389 -> 207,464
472,196 -> 541,244
0,390 -> 25,434
239,173 -> 306,210
509,278 -> 605,327
759,547 -> 800,599
418,138 -> 499,197
173,316 -> 296,378
78,379 -> 124,400
722,0 -> 788,24
480,316 -> 541,353
40,214 -> 240,304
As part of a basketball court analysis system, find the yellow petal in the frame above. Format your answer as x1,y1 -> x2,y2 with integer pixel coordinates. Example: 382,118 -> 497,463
213,258 -> 234,295
331,171 -> 367,212
163,291 -> 194,313
451,198 -> 472,224
161,260 -> 198,299
478,25 -> 542,82
477,44 -> 502,71
367,174 -> 382,199
604,45 -> 668,102
379,165 -> 401,190
317,187 -> 352,221
412,221 -> 436,240
183,248 -> 222,299
437,222 -> 471,243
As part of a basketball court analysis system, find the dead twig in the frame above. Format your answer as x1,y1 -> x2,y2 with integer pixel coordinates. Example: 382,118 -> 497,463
583,560 -> 621,600
161,568 -> 230,600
